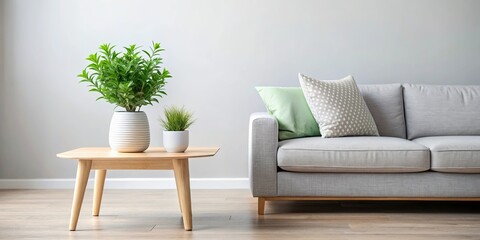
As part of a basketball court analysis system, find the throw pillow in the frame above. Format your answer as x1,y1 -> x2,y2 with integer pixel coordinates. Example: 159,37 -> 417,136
256,87 -> 321,140
298,74 -> 379,138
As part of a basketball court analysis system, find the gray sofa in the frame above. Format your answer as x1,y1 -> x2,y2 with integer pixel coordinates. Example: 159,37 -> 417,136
249,84 -> 480,214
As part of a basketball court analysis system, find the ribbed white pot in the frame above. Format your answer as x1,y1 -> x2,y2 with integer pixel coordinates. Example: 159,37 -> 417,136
163,130 -> 189,153
109,111 -> 150,153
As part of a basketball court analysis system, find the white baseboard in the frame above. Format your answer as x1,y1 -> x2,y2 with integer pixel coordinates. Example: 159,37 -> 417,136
0,178 -> 250,190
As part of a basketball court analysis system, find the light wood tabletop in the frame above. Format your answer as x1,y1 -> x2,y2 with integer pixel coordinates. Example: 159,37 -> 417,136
57,147 -> 220,231
57,147 -> 219,160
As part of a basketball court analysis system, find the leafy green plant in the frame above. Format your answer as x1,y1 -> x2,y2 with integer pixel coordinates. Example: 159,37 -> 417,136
78,42 -> 171,112
159,106 -> 195,131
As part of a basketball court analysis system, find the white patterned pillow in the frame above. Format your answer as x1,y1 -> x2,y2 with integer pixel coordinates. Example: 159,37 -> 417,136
298,74 -> 379,138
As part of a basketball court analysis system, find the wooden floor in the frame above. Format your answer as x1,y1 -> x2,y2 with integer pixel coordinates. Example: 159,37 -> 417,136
1,189 -> 480,239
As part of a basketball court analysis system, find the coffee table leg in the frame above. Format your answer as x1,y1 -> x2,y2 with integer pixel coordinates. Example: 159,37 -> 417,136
69,160 -> 92,231
174,172 -> 183,214
93,169 -> 107,216
173,159 -> 192,231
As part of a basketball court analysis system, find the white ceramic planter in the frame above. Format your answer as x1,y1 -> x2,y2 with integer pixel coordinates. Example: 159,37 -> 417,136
109,111 -> 150,153
163,130 -> 189,153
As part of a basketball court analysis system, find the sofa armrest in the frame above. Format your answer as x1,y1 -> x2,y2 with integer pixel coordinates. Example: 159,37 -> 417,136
248,112 -> 278,197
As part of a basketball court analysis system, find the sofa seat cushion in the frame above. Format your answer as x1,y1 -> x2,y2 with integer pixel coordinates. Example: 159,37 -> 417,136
277,136 -> 430,173
413,136 -> 480,173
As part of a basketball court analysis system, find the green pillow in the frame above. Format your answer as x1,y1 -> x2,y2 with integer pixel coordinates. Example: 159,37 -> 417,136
256,87 -> 321,140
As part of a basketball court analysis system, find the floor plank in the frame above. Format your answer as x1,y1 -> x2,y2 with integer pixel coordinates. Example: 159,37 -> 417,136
0,189 -> 479,239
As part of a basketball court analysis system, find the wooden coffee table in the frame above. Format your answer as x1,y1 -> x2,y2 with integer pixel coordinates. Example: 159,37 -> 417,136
57,147 -> 219,231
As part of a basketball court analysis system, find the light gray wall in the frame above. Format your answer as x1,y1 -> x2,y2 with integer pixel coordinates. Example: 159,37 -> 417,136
1,0 -> 480,179
0,0 -> 6,174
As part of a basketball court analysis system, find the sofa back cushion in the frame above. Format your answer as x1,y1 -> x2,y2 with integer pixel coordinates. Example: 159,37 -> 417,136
358,84 -> 406,138
404,84 -> 480,139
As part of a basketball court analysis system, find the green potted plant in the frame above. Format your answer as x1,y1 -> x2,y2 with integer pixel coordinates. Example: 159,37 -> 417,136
159,106 -> 195,153
78,42 -> 171,152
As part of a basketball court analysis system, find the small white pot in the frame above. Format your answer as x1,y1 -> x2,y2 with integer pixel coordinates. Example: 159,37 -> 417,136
109,111 -> 150,153
163,130 -> 189,153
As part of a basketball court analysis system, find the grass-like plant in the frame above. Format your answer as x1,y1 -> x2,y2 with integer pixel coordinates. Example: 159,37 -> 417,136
78,42 -> 171,112
159,106 -> 195,131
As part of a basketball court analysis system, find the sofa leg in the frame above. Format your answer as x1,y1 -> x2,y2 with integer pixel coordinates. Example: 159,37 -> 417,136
258,197 -> 266,215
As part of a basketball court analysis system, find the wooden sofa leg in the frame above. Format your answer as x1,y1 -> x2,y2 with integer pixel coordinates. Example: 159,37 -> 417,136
258,197 -> 266,215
